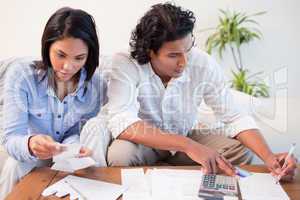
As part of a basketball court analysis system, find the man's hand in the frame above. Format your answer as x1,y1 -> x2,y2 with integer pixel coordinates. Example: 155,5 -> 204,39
265,153 -> 298,182
28,135 -> 63,159
185,140 -> 236,176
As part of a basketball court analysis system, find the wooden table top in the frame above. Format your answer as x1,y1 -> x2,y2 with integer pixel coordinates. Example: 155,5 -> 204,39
5,165 -> 300,200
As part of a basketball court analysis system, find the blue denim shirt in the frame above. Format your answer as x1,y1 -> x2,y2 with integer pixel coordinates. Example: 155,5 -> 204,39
2,59 -> 107,162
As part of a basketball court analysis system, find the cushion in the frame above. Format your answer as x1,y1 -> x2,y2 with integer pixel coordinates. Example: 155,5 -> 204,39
0,57 -> 23,173
0,57 -> 38,173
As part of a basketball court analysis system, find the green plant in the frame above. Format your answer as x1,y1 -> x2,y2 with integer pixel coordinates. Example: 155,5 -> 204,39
205,9 -> 265,71
231,69 -> 269,97
202,9 -> 269,97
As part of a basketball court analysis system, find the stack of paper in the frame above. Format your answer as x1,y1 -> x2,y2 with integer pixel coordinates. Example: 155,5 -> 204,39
121,168 -> 152,200
42,175 -> 127,200
238,173 -> 290,200
121,168 -> 205,200
51,144 -> 96,172
121,169 -> 290,200
150,168 -> 203,200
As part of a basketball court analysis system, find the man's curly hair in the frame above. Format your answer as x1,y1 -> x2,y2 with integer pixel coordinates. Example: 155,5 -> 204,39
130,3 -> 196,65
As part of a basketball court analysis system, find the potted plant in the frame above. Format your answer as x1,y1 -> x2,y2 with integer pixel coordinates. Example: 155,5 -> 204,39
203,9 -> 269,97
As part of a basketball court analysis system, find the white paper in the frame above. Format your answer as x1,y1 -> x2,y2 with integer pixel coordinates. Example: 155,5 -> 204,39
239,173 -> 290,200
121,168 -> 151,200
121,168 -> 205,200
42,175 -> 127,200
51,144 -> 96,172
68,157 -> 96,170
51,157 -> 96,172
150,168 -> 204,200
51,161 -> 75,173
53,143 -> 81,163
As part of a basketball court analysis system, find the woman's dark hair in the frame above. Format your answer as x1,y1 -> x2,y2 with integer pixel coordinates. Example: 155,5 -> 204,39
40,7 -> 99,82
130,3 -> 195,65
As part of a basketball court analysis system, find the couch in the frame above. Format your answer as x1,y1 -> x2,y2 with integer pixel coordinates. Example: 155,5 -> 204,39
0,56 -> 283,174
0,58 -> 16,173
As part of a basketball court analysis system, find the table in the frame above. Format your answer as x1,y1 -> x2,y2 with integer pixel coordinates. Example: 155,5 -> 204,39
5,165 -> 300,200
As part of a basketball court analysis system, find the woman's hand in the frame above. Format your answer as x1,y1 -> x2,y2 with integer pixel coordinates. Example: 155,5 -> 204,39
265,153 -> 298,182
28,135 -> 63,159
77,147 -> 92,158
185,140 -> 236,175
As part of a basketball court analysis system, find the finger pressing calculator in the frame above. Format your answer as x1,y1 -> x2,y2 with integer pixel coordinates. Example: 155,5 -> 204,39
198,174 -> 238,199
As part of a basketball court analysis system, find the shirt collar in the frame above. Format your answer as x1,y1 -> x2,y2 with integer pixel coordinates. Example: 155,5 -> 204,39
146,62 -> 157,78
144,62 -> 190,83
37,68 -> 88,102
70,67 -> 87,102
73,68 -> 87,102
173,67 -> 190,83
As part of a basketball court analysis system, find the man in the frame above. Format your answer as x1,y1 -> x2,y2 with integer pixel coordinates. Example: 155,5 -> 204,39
81,3 -> 297,179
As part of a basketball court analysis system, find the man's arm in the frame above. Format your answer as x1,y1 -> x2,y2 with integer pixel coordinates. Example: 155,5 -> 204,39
118,121 -> 189,152
118,121 -> 235,175
106,53 -> 234,174
236,129 -> 297,181
235,129 -> 273,162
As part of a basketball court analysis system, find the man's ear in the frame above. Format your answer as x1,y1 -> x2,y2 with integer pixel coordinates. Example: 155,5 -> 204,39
149,50 -> 156,59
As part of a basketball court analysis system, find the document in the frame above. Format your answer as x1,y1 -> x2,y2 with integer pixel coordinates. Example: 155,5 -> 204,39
150,168 -> 203,200
42,175 -> 127,200
121,168 -> 151,200
51,157 -> 96,172
122,169 -> 288,200
238,173 -> 290,200
51,143 -> 96,172
53,143 -> 81,162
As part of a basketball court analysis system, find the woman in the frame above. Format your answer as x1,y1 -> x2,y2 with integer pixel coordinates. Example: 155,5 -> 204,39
0,7 -> 106,198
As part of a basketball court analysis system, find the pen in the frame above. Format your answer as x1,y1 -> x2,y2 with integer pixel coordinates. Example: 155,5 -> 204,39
276,143 -> 296,184
235,167 -> 251,178
64,180 -> 88,200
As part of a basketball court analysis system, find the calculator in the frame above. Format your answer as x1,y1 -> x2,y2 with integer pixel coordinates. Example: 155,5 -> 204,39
198,174 -> 238,199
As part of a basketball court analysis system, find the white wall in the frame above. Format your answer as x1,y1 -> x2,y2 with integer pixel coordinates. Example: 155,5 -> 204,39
0,0 -> 299,160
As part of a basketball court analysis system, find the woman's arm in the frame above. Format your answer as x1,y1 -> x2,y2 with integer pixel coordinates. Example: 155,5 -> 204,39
2,62 -> 61,161
2,62 -> 35,162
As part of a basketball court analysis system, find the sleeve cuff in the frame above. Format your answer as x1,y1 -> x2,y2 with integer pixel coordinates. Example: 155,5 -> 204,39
62,134 -> 80,144
23,134 -> 38,162
226,115 -> 259,138
107,112 -> 141,139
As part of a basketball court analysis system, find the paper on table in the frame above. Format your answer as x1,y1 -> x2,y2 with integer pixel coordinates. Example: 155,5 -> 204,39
150,169 -> 204,200
42,175 -> 127,200
239,173 -> 290,200
42,177 -> 81,200
121,168 -> 239,200
121,168 -> 151,200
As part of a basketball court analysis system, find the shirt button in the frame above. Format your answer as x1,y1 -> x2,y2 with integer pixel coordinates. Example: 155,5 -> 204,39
37,113 -> 41,117
63,101 -> 67,104
56,131 -> 60,135
57,115 -> 61,118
